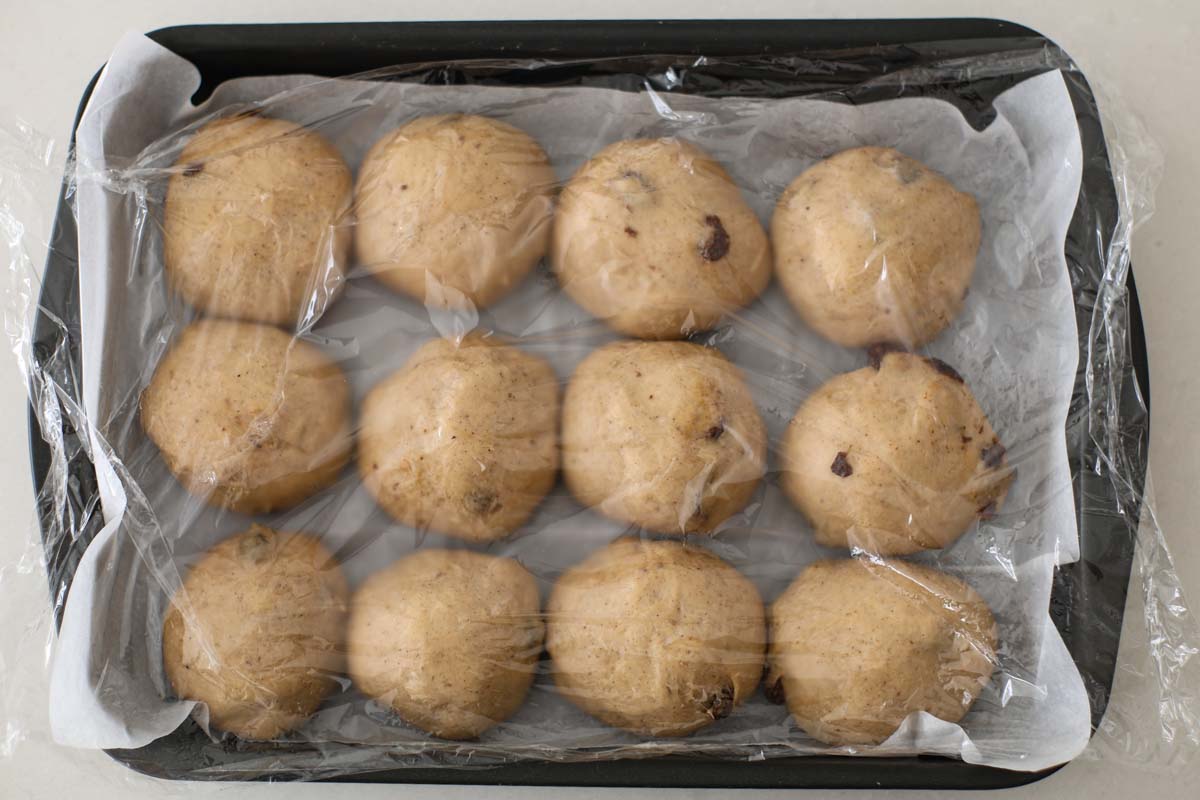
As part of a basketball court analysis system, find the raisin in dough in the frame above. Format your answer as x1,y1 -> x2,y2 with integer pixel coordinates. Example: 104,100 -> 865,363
562,340 -> 766,534
547,538 -> 766,737
779,349 -> 1013,555
347,549 -> 543,740
358,335 -> 559,542
164,114 -> 352,327
354,114 -> 556,309
162,526 -> 349,740
771,146 -> 981,347
766,557 -> 997,745
140,319 -> 352,514
552,138 -> 771,339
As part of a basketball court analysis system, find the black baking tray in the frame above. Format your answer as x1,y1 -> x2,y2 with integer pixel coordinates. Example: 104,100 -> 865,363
27,18 -> 1151,790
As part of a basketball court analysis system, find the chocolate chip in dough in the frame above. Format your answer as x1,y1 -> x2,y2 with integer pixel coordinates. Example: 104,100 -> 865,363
925,356 -> 965,384
867,342 -> 906,370
701,683 -> 735,720
981,440 -> 1006,469
700,214 -> 731,261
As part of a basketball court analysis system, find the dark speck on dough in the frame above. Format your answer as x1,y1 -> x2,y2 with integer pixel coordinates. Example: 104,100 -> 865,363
182,163 -> 203,177
925,356 -> 964,384
401,184 -> 409,191
464,488 -> 502,516
706,420 -> 725,440
700,215 -> 731,261
624,226 -> 638,238
961,434 -> 973,445
867,342 -> 906,370
982,440 -> 1006,468
831,451 -> 853,478
701,683 -> 735,720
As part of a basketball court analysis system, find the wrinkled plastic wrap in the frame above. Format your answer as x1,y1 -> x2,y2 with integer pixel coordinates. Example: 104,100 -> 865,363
1,29 -> 1198,784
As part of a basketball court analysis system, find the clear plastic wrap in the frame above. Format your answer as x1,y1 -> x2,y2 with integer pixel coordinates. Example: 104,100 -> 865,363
1,27 -> 1197,786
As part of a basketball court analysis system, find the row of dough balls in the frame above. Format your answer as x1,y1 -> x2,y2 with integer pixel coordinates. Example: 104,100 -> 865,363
166,529 -> 996,745
140,322 -> 1013,556
164,112 -> 980,346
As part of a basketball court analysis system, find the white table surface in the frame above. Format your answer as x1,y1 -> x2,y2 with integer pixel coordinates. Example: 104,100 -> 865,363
1,1 -> 1197,798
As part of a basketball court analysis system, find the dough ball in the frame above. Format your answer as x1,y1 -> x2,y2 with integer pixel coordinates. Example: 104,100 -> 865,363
354,114 -> 556,309
547,538 -> 766,737
552,138 -> 771,339
771,146 -> 980,347
347,549 -> 543,740
140,319 -> 352,514
164,114 -> 352,327
780,349 -> 1012,555
162,525 -> 348,740
358,335 -> 559,543
766,557 -> 997,745
562,340 -> 766,534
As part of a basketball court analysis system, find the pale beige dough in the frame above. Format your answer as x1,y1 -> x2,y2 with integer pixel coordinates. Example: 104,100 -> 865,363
771,146 -> 981,347
779,349 -> 1013,555
561,340 -> 766,535
346,549 -> 543,740
162,525 -> 349,740
552,138 -> 771,339
354,114 -> 557,309
546,538 -> 766,737
358,335 -> 559,543
140,319 -> 353,514
164,114 -> 352,327
766,557 -> 997,746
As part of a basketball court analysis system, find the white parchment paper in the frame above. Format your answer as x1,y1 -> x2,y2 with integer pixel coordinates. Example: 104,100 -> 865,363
52,32 -> 1089,772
